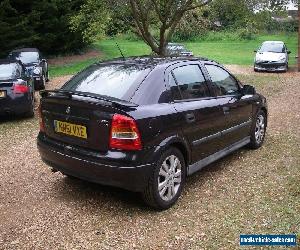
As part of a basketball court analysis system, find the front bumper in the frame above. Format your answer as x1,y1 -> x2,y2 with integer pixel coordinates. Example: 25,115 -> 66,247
254,62 -> 287,72
37,133 -> 155,192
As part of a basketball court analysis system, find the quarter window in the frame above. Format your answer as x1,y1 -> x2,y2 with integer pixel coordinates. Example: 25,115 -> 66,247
205,65 -> 239,96
168,73 -> 182,100
170,65 -> 210,100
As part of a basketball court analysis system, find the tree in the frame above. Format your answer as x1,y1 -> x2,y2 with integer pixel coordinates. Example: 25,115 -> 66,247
298,4 -> 300,72
129,0 -> 211,56
0,0 -> 88,57
70,0 -> 110,43
209,0 -> 252,28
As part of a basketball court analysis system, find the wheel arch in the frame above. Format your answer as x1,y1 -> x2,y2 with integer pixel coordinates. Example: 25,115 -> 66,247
153,135 -> 191,168
260,107 -> 268,127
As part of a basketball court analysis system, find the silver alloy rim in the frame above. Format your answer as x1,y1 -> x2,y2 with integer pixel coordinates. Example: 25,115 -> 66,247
158,155 -> 182,202
255,114 -> 265,144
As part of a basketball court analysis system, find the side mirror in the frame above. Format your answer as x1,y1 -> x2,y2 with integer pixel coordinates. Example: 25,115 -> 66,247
242,85 -> 256,95
287,51 -> 291,54
254,50 -> 257,53
41,59 -> 46,63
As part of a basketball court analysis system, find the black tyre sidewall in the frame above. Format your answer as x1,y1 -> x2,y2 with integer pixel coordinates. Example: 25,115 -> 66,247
46,71 -> 50,82
147,147 -> 186,210
35,75 -> 45,90
24,92 -> 35,118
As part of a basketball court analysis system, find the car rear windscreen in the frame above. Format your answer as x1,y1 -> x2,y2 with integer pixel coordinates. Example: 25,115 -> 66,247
62,64 -> 151,101
0,63 -> 15,80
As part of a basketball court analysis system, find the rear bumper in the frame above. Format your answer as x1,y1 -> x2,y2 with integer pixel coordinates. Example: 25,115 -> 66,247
0,93 -> 31,115
37,133 -> 155,192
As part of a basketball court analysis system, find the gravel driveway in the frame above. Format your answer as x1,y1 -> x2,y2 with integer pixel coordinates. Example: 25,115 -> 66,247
0,67 -> 299,249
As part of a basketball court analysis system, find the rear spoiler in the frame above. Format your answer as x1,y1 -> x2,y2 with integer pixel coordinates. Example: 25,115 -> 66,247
40,90 -> 138,107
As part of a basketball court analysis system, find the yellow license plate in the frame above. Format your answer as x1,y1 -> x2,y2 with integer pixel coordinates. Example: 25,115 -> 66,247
0,91 -> 6,98
54,120 -> 87,139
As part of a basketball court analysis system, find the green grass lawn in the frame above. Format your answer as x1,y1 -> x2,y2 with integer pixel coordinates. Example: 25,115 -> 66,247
50,33 -> 298,77
186,34 -> 298,65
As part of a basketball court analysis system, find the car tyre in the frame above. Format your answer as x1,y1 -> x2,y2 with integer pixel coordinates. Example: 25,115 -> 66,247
249,110 -> 267,149
34,75 -> 46,90
46,70 -> 50,82
284,63 -> 288,73
24,92 -> 35,118
142,147 -> 186,210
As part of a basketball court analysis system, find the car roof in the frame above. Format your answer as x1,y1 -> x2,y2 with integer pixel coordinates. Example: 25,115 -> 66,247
0,59 -> 22,65
10,48 -> 40,53
262,41 -> 284,44
97,56 -> 217,68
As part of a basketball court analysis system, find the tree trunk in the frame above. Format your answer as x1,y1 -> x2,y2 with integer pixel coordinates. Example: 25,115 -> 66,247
298,5 -> 300,71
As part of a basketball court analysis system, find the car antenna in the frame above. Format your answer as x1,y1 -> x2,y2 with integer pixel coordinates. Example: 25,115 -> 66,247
116,42 -> 126,61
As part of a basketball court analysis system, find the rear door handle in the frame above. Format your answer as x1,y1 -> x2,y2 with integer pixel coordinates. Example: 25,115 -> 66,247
185,113 -> 196,123
223,106 -> 230,115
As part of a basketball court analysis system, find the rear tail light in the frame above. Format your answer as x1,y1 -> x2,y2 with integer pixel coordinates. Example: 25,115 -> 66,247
109,114 -> 142,151
38,104 -> 45,132
13,83 -> 29,94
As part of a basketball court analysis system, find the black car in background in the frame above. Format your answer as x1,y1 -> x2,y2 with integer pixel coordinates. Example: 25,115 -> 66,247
37,57 -> 268,210
166,43 -> 194,57
0,59 -> 35,117
8,48 -> 49,90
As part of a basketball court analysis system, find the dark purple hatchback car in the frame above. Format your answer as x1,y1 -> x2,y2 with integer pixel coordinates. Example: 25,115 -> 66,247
37,57 -> 268,210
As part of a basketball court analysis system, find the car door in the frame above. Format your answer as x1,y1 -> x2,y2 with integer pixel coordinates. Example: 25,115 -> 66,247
204,64 -> 253,147
167,62 -> 228,163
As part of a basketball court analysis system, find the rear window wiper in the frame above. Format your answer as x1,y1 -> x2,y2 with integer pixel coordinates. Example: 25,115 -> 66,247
40,90 -> 138,107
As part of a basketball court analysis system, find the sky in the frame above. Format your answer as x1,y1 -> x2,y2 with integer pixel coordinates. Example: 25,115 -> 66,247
287,1 -> 298,10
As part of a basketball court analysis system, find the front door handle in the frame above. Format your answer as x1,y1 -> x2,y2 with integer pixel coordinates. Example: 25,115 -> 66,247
185,113 -> 196,123
223,106 -> 230,115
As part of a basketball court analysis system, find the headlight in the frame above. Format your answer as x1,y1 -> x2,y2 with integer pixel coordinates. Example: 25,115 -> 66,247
33,67 -> 41,75
255,55 -> 263,63
277,56 -> 286,63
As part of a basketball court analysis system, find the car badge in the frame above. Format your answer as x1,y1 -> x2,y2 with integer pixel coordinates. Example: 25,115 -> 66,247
66,106 -> 71,114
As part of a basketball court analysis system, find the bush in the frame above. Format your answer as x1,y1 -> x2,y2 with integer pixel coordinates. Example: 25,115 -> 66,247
173,9 -> 210,41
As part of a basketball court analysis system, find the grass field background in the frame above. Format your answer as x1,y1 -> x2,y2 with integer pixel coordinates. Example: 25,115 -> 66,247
50,33 -> 298,77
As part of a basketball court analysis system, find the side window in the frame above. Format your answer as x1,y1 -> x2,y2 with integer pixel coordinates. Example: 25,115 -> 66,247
205,65 -> 239,96
168,73 -> 182,100
171,65 -> 210,100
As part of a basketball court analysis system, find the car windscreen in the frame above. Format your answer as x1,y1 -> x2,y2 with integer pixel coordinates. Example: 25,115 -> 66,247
259,43 -> 285,53
62,64 -> 151,101
9,52 -> 39,64
0,63 -> 15,80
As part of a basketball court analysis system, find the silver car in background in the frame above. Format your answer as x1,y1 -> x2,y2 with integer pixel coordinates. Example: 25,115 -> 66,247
254,41 -> 291,72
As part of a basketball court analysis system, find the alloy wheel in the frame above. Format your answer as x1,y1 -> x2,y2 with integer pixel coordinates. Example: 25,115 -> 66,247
255,114 -> 265,144
158,155 -> 182,201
